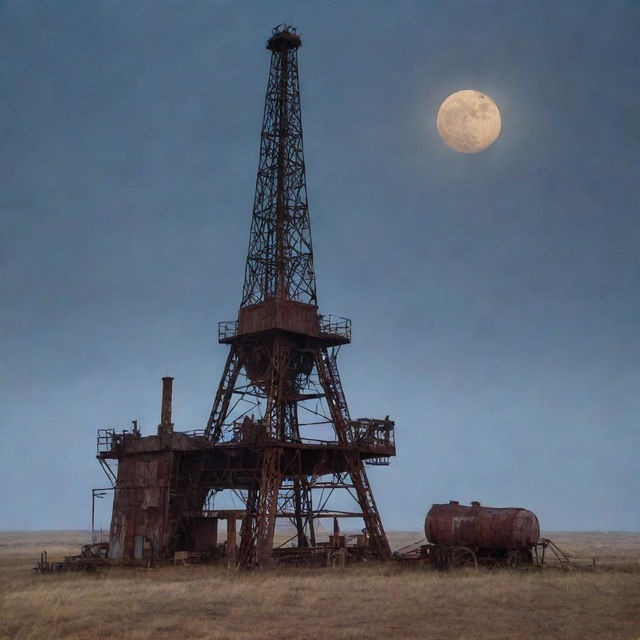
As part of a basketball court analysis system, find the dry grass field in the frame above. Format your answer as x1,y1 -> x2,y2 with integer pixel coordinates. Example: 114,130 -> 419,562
1,531 -> 639,640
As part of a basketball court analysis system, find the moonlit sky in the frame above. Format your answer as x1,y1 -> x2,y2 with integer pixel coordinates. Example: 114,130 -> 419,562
1,1 -> 638,533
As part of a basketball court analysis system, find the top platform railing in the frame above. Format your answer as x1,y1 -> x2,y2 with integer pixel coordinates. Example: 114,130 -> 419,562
217,314 -> 351,342
218,416 -> 394,452
97,427 -> 144,455
97,428 -> 115,454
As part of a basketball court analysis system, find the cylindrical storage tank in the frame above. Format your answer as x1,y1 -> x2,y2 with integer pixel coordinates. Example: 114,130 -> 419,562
425,502 -> 540,549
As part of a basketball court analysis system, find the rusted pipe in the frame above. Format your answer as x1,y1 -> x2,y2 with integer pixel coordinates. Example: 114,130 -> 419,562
159,376 -> 174,433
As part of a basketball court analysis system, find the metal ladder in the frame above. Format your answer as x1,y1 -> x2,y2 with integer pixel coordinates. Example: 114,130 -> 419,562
536,538 -> 572,570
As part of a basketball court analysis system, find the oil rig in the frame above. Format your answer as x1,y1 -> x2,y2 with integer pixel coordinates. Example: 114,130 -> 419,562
96,25 -> 396,568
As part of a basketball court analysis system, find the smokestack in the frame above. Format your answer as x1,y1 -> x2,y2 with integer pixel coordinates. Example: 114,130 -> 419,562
158,376 -> 174,435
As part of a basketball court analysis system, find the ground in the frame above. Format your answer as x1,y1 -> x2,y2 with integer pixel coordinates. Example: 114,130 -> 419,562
1,531 -> 639,640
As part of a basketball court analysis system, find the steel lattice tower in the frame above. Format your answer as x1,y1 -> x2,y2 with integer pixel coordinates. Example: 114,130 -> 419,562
97,25 -> 395,569
199,25 -> 395,568
241,27 -> 315,308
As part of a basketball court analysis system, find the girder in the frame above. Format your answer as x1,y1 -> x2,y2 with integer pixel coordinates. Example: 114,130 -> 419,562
197,25 -> 395,567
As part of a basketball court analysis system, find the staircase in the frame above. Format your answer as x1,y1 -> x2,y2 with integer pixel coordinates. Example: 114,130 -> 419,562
536,538 -> 573,570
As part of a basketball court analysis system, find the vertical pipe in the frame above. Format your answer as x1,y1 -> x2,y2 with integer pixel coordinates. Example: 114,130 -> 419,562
211,517 -> 219,549
226,516 -> 237,569
159,377 -> 174,434
332,516 -> 340,548
293,478 -> 306,548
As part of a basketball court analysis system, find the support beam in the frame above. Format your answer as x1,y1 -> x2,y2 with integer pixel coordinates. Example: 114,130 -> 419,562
226,515 -> 236,569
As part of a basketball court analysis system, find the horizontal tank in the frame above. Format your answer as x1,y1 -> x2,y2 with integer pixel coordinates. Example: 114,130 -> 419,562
425,501 -> 540,550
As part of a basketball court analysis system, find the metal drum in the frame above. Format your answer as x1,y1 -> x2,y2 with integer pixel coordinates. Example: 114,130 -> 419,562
425,501 -> 540,550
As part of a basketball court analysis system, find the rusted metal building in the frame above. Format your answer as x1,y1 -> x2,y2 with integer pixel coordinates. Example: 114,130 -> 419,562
97,25 -> 396,568
98,378 -> 212,564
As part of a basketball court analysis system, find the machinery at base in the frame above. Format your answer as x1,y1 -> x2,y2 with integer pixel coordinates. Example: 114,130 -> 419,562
34,543 -> 110,573
34,502 -> 574,572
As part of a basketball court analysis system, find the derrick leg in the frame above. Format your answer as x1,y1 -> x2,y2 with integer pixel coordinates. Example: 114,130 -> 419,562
314,347 -> 391,561
238,447 -> 283,568
292,477 -> 315,547
204,347 -> 243,442
346,456 -> 392,560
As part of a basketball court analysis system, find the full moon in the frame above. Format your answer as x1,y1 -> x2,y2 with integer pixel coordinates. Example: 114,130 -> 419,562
436,90 -> 501,153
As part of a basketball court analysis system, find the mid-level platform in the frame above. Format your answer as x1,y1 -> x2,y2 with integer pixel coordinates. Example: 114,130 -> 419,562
98,416 -> 395,482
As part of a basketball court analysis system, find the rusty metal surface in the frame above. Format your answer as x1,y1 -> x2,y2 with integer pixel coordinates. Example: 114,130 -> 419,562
98,24 -> 395,569
237,300 -> 320,338
159,376 -> 174,434
107,450 -> 174,563
196,24 -> 394,566
425,501 -> 540,550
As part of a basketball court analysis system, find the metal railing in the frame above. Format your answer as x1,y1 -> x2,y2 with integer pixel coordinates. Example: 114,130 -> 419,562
366,456 -> 391,466
183,429 -> 206,438
211,417 -> 394,451
96,427 -> 142,454
218,320 -> 238,341
97,429 -> 116,455
319,314 -> 351,341
219,315 -> 350,341
349,418 -> 395,450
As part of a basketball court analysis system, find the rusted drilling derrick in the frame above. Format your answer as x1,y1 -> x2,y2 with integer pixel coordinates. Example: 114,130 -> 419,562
97,24 -> 396,569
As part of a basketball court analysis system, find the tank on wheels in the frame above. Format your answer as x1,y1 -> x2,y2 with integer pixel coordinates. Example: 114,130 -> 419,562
424,501 -> 541,569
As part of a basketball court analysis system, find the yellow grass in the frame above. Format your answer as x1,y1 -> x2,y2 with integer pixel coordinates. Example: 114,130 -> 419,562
1,531 -> 639,640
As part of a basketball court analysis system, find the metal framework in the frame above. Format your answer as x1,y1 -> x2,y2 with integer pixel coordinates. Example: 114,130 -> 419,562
242,26 -> 316,307
98,25 -> 395,570
198,25 -> 395,567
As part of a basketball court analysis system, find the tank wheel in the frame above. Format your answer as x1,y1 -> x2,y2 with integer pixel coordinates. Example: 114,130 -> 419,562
451,546 -> 478,569
507,550 -> 530,568
432,546 -> 450,570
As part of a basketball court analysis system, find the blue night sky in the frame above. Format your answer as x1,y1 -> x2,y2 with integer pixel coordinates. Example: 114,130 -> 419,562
1,1 -> 638,533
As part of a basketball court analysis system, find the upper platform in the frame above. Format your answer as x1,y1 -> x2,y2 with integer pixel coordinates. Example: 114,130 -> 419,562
218,299 -> 351,346
266,25 -> 301,52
